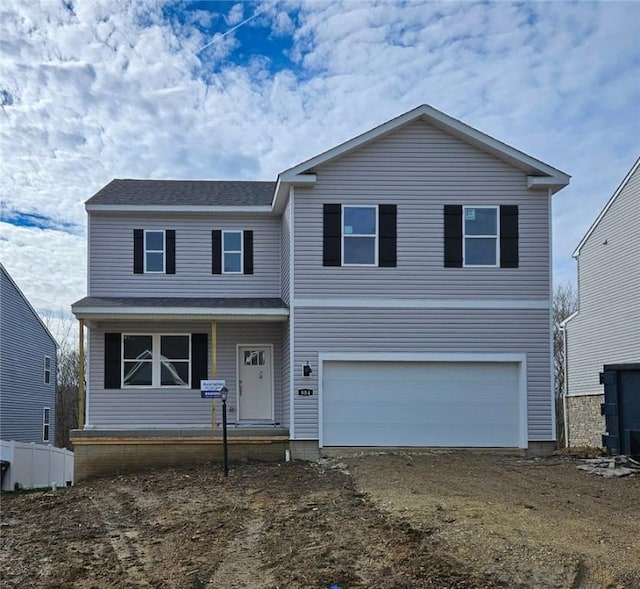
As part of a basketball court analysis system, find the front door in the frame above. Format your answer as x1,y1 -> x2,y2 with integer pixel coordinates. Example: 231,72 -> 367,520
238,346 -> 273,421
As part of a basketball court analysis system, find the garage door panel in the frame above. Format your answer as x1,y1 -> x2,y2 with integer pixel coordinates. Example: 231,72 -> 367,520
322,360 -> 522,447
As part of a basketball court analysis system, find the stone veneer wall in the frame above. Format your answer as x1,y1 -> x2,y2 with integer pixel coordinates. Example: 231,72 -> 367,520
566,395 -> 605,448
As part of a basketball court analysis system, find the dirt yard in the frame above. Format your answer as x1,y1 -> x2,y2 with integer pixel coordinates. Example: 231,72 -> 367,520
1,451 -> 638,589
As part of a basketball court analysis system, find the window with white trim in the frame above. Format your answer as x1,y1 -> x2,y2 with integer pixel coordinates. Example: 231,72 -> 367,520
223,231 -> 243,273
44,356 -> 51,384
342,205 -> 378,265
122,334 -> 190,388
144,230 -> 165,273
43,407 -> 50,442
463,206 -> 499,267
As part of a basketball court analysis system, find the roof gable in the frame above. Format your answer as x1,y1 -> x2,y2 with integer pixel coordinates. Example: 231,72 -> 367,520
573,157 -> 640,257
0,264 -> 58,348
278,104 -> 570,192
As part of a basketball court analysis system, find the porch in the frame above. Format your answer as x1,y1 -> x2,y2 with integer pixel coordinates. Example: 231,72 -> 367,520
70,297 -> 292,480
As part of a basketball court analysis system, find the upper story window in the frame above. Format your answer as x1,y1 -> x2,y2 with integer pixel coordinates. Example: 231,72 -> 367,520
133,229 -> 176,274
212,230 -> 253,275
223,231 -> 243,273
144,230 -> 165,273
122,334 -> 190,388
323,204 -> 396,268
44,356 -> 51,384
463,206 -> 499,267
342,205 -> 378,266
444,205 -> 518,269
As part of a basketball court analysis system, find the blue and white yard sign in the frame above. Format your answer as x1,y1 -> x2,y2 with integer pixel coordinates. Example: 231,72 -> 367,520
200,379 -> 225,399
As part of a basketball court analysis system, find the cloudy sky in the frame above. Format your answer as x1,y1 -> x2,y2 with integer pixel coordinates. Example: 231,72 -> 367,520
1,0 -> 639,318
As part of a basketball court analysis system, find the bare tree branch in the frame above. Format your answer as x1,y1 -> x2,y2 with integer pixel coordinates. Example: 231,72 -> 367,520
553,283 -> 578,447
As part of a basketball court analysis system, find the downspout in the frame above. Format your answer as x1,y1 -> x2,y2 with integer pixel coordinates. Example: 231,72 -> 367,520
548,188 -> 557,444
78,319 -> 85,429
289,186 -> 295,439
562,323 -> 570,448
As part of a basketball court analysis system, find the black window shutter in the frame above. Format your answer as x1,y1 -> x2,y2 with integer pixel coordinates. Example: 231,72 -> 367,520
378,204 -> 397,267
243,230 -> 254,275
166,230 -> 176,274
323,204 -> 342,266
500,205 -> 519,268
444,205 -> 463,267
191,334 -> 208,389
133,230 -> 144,274
211,230 -> 222,274
104,333 -> 122,389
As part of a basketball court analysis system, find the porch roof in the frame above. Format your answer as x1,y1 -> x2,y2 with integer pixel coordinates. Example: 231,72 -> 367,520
71,296 -> 289,321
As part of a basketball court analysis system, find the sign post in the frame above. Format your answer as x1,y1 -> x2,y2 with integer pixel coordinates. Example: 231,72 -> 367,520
220,386 -> 229,477
201,380 -> 229,476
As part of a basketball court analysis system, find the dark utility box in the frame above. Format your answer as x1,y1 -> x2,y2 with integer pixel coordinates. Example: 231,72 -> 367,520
600,363 -> 640,456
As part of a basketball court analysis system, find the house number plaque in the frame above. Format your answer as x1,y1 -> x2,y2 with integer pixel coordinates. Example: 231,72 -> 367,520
298,388 -> 314,396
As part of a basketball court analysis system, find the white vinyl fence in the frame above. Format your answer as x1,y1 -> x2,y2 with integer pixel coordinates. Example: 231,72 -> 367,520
0,440 -> 74,491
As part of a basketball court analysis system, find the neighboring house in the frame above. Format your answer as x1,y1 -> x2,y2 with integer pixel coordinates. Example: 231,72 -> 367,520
563,158 -> 640,448
0,264 -> 57,444
71,104 -> 570,478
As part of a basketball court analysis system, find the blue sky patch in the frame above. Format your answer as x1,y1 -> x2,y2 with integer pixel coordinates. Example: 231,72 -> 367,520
3,211 -> 78,233
163,1 -> 301,77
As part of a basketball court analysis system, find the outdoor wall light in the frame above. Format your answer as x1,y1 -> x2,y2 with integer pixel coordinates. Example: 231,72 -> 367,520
303,362 -> 313,377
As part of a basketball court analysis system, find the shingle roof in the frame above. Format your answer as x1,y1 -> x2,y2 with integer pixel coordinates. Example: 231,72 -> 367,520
86,179 -> 276,206
72,296 -> 288,309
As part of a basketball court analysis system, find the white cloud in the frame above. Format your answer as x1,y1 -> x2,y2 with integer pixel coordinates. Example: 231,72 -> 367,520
1,0 -> 639,313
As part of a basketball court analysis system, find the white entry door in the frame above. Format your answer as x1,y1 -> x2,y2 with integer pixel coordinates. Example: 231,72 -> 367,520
238,346 -> 273,421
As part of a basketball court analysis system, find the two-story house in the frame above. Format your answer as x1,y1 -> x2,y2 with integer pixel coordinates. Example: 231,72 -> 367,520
562,158 -> 639,450
71,105 -> 570,479
1,264 -> 57,444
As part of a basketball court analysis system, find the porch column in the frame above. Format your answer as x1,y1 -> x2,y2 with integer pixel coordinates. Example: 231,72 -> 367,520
78,319 -> 85,429
211,320 -> 217,377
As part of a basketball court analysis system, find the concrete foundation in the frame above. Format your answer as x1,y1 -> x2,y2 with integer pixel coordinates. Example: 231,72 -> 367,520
290,440 -> 320,461
525,441 -> 556,457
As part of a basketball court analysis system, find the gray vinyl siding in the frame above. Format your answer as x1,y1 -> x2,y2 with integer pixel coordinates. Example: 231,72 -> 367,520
293,307 -> 552,441
294,119 -> 551,300
281,197 -> 291,305
87,321 -> 283,428
291,118 -> 554,442
0,268 -> 57,444
566,163 -> 640,396
89,213 -> 281,297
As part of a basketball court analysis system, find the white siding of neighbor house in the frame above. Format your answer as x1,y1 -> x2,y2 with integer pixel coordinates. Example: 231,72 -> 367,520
88,213 -> 281,298
293,119 -> 551,300
291,118 -> 554,442
0,267 -> 57,444
87,321 -> 283,428
292,307 -> 551,441
566,162 -> 640,396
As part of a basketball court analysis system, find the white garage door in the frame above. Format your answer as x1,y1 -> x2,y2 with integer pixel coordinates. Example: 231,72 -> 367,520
322,361 -> 523,447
